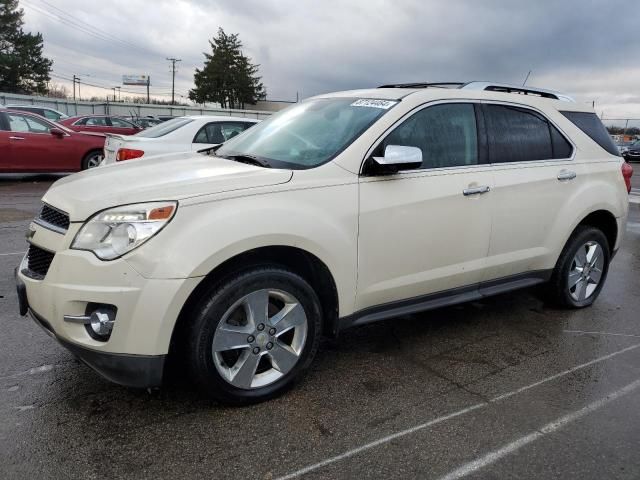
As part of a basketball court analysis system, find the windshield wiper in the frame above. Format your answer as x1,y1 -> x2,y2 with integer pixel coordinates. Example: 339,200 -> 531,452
220,154 -> 271,168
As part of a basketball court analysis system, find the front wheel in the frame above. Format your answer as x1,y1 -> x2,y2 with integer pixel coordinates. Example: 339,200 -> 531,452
546,226 -> 611,308
186,267 -> 322,404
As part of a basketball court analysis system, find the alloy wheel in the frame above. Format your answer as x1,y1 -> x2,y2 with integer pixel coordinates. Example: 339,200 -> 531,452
568,241 -> 604,302
211,289 -> 308,389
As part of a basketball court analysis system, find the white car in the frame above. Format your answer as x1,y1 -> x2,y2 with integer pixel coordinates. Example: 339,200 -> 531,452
102,115 -> 259,165
17,82 -> 633,404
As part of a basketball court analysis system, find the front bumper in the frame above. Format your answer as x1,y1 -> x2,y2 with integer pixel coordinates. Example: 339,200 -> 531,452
16,267 -> 167,388
16,233 -> 202,387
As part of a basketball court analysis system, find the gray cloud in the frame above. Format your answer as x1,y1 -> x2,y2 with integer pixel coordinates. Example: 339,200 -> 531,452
20,0 -> 640,115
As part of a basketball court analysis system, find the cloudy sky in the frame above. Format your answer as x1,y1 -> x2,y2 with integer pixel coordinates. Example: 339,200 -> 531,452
19,0 -> 640,120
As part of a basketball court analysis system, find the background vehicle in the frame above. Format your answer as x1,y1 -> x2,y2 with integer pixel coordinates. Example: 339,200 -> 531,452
0,107 -> 105,171
59,115 -> 143,136
16,83 -> 631,404
102,115 -> 258,165
622,140 -> 640,162
5,105 -> 69,122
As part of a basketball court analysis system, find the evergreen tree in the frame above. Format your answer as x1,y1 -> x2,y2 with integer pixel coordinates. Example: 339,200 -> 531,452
0,0 -> 52,94
189,28 -> 265,109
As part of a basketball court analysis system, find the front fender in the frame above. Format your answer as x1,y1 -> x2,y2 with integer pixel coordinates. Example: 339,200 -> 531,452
124,183 -> 359,316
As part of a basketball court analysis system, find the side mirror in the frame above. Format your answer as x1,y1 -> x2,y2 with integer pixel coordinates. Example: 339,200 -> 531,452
373,145 -> 422,166
50,127 -> 65,138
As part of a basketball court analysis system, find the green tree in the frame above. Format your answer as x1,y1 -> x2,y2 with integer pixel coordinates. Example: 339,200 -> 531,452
0,0 -> 52,94
189,28 -> 265,109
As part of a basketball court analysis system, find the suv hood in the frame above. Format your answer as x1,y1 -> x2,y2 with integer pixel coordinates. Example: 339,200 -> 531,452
43,152 -> 293,221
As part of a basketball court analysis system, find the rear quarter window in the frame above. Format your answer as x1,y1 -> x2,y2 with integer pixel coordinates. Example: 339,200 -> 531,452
560,111 -> 620,157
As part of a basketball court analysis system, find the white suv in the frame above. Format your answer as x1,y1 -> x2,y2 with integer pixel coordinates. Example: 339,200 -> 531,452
16,82 -> 633,404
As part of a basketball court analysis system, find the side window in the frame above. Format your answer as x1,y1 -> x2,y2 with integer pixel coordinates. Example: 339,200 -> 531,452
110,117 -> 134,128
193,123 -> 226,144
560,111 -> 619,156
381,103 -> 478,169
74,118 -> 89,125
7,113 -> 50,133
220,122 -> 250,141
43,110 -> 60,121
85,117 -> 108,126
484,104 -> 572,163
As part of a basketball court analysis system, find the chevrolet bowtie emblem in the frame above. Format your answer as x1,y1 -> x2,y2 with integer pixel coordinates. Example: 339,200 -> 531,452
26,224 -> 36,240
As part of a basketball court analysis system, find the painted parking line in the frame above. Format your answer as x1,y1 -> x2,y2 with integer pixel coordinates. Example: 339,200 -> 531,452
275,342 -> 640,480
437,378 -> 640,480
0,251 -> 24,257
564,329 -> 640,339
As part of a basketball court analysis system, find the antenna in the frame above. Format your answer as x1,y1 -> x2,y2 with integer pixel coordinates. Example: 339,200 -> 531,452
522,70 -> 532,86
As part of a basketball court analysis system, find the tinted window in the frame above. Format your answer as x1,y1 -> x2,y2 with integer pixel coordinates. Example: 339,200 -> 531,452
380,103 -> 478,169
560,111 -> 620,156
85,117 -> 108,126
485,105 -> 572,162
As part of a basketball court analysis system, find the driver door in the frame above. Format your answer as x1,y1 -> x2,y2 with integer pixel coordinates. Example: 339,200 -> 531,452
356,102 -> 494,311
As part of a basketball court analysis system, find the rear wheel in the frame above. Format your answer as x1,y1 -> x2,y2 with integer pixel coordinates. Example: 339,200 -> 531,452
546,226 -> 610,308
82,150 -> 104,170
186,267 -> 322,404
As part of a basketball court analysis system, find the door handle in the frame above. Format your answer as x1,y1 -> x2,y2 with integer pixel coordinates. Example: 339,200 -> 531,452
463,185 -> 491,196
557,170 -> 576,181
9,136 -> 25,140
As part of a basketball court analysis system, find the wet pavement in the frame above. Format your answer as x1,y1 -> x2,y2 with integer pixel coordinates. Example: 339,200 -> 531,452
1,174 -> 639,480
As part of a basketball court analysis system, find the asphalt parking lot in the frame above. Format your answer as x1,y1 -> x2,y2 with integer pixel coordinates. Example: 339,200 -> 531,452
1,174 -> 640,480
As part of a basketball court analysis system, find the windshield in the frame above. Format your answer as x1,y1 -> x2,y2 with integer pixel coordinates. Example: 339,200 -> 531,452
216,97 -> 397,169
134,117 -> 193,138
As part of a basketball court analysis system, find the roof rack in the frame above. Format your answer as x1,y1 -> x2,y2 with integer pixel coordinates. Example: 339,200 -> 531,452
460,82 -> 575,102
377,81 -> 574,102
378,82 -> 464,89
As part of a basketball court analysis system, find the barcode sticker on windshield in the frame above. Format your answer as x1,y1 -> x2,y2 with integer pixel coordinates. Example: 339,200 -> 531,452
350,99 -> 397,109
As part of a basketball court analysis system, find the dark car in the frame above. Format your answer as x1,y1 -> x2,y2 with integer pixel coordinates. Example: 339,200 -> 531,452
0,108 -> 105,172
623,140 -> 640,162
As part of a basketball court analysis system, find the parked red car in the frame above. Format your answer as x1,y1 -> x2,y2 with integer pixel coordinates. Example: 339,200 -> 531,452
0,108 -> 106,172
59,115 -> 143,136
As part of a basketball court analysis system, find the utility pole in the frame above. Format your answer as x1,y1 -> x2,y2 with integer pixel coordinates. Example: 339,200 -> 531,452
112,87 -> 117,102
166,57 -> 181,105
116,86 -> 121,102
146,76 -> 150,104
73,75 -> 78,100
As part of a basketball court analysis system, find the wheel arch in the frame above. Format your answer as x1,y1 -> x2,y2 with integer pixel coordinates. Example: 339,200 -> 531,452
570,209 -> 618,255
169,245 -> 341,360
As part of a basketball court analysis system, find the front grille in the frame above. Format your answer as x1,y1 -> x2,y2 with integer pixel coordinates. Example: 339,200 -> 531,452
38,204 -> 70,232
25,244 -> 55,279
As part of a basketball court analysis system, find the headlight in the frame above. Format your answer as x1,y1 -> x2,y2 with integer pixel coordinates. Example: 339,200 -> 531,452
71,202 -> 177,260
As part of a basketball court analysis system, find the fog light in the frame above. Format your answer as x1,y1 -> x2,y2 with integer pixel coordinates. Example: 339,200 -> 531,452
90,310 -> 115,337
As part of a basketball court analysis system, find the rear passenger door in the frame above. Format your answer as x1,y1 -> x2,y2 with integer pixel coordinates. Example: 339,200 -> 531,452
481,102 -> 578,282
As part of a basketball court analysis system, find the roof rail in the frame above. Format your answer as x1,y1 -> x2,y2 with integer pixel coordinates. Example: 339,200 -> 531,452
377,81 -> 574,102
378,82 -> 464,89
460,82 -> 575,102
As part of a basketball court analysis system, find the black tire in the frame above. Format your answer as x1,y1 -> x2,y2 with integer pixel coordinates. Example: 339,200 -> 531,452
546,226 -> 610,308
81,150 -> 104,170
185,267 -> 322,405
